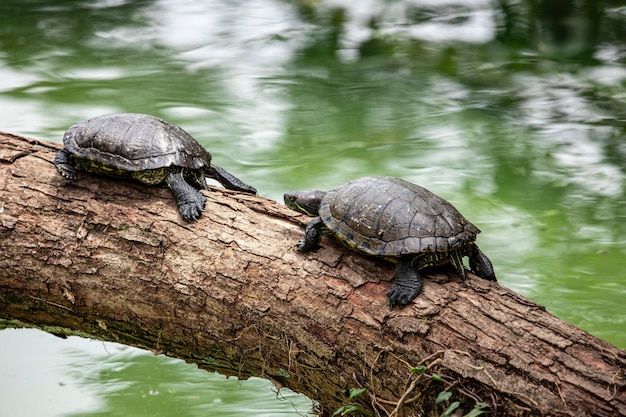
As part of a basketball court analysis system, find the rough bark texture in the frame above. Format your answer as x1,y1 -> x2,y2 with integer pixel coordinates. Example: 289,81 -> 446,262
0,132 -> 624,417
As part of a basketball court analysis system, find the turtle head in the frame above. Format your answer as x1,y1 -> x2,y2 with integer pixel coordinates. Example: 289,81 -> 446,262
284,190 -> 326,217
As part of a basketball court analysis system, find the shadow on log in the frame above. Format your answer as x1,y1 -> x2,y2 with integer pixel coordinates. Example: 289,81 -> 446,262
0,132 -> 624,417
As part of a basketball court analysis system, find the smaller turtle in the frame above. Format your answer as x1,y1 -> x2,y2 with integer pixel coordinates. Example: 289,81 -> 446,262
284,176 -> 496,307
54,113 -> 256,221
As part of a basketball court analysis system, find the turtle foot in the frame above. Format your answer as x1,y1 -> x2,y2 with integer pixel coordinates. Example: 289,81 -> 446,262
294,238 -> 319,252
54,149 -> 78,180
387,259 -> 423,308
387,284 -> 420,308
166,171 -> 207,222
56,163 -> 78,180
177,191 -> 207,222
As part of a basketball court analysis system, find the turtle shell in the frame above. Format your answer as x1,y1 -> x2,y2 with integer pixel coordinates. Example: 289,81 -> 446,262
318,176 -> 480,257
63,113 -> 211,173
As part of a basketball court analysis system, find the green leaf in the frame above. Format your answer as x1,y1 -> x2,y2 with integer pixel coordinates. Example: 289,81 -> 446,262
431,373 -> 443,382
441,401 -> 460,417
344,404 -> 362,414
463,402 -> 490,417
463,409 -> 487,417
410,365 -> 427,373
348,387 -> 366,400
278,368 -> 291,378
333,404 -> 363,416
435,390 -> 453,404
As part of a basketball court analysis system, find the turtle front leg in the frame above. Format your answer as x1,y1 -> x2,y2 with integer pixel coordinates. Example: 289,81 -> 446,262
54,148 -> 78,180
165,171 -> 207,222
469,244 -> 497,282
387,258 -> 423,308
210,165 -> 257,195
296,217 -> 324,252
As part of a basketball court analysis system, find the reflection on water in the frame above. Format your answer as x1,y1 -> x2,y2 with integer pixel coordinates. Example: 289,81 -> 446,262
0,329 -> 313,417
0,0 -> 625,415
0,329 -> 102,417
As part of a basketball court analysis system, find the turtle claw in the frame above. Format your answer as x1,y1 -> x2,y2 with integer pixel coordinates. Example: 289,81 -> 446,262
178,193 -> 206,222
294,239 -> 308,251
56,164 -> 78,180
54,149 -> 78,180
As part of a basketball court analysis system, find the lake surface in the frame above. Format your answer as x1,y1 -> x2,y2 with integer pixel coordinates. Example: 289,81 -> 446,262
1,1 -> 624,416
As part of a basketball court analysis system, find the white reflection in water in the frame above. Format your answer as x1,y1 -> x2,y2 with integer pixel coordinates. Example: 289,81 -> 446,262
144,0 -> 308,151
0,328 -> 313,417
321,0 -> 495,60
515,74 -> 624,197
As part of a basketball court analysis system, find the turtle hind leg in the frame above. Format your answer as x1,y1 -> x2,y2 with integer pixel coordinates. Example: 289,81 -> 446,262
54,148 -> 78,180
469,244 -> 497,281
165,171 -> 207,222
210,165 -> 257,195
449,249 -> 468,281
387,258 -> 423,308
210,165 -> 257,194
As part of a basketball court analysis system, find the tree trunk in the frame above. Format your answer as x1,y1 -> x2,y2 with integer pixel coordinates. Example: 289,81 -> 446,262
0,132 -> 624,417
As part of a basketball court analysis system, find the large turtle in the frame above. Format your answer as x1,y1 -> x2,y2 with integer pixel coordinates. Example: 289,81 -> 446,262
284,176 -> 496,307
54,113 -> 256,221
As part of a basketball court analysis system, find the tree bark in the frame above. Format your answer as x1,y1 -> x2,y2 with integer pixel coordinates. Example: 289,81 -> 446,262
0,132 -> 624,417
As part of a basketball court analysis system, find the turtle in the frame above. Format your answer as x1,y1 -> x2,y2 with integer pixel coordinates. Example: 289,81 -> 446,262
54,113 -> 256,222
284,176 -> 496,307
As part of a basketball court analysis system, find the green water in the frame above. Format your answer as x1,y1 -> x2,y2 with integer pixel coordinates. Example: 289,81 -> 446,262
1,1 -> 625,416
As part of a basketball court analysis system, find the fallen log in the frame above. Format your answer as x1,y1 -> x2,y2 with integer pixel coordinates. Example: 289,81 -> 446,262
0,132 -> 624,417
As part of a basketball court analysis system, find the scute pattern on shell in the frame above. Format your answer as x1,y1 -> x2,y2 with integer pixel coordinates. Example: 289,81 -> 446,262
63,113 -> 211,172
318,176 -> 480,257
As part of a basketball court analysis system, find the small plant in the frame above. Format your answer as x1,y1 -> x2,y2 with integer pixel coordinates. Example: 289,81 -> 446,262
332,387 -> 367,416
465,402 -> 489,417
437,390 -> 489,417
436,390 -> 453,404
333,404 -> 363,416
